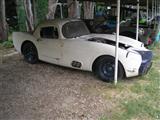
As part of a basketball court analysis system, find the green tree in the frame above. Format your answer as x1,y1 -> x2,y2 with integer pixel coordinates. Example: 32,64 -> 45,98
16,0 -> 27,31
36,0 -> 48,23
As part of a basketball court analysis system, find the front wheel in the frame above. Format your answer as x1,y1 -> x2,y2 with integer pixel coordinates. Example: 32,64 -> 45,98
93,56 -> 124,82
22,42 -> 38,64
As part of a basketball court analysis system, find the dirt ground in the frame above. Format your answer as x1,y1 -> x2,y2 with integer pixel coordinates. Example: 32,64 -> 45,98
0,54 -> 117,120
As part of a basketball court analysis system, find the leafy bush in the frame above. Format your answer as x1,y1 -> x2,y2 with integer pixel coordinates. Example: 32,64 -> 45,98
2,40 -> 14,48
36,0 -> 48,23
17,0 -> 27,31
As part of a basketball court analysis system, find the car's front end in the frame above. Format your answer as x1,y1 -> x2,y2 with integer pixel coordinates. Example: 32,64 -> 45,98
122,46 -> 153,77
136,50 -> 153,75
60,19 -> 153,79
82,34 -> 153,78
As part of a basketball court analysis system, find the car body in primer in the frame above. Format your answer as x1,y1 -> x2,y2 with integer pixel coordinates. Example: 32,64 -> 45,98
12,19 -> 153,82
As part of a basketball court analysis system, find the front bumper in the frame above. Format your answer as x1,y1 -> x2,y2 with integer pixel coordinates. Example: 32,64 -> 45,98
139,60 -> 152,75
137,50 -> 153,75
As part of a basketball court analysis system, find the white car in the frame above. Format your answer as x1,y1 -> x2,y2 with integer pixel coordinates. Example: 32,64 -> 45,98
12,19 -> 152,82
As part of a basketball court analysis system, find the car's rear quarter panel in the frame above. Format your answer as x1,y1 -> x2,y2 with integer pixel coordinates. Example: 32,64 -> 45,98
12,32 -> 37,53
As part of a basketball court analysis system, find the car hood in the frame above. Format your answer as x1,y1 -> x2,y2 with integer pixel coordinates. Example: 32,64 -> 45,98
80,34 -> 144,48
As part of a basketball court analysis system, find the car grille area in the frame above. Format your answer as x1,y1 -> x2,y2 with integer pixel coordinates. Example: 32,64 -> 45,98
136,50 -> 153,75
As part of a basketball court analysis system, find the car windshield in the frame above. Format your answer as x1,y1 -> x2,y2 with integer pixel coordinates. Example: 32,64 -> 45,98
62,21 -> 90,38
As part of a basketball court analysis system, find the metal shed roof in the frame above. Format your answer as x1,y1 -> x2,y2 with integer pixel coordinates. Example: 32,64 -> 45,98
78,0 -> 153,6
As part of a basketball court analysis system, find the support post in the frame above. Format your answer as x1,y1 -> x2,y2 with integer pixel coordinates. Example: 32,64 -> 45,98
152,0 -> 154,19
158,1 -> 160,16
58,3 -> 63,19
157,0 -> 158,16
154,0 -> 157,29
159,0 -> 160,16
114,0 -> 121,85
136,0 -> 140,41
158,0 -> 159,16
146,0 -> 149,25
32,0 -> 37,26
155,0 -> 157,17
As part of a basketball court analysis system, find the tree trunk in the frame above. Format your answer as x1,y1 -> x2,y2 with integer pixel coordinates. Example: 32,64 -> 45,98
0,0 -> 8,41
24,0 -> 34,32
32,0 -> 37,25
83,1 -> 95,19
67,0 -> 74,18
46,0 -> 58,20
67,0 -> 81,19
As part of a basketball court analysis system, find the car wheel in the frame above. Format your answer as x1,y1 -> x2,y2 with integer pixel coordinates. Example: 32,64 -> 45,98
22,42 -> 38,64
93,56 -> 124,82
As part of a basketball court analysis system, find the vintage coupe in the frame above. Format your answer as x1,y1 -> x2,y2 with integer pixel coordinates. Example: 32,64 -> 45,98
13,19 -> 152,82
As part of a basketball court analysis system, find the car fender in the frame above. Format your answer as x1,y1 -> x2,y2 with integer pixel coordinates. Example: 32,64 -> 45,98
12,32 -> 38,53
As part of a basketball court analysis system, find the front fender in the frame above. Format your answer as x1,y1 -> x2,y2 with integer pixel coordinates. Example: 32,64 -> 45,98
123,52 -> 142,77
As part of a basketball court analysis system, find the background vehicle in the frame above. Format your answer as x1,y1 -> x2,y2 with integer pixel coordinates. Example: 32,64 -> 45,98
84,17 -> 153,46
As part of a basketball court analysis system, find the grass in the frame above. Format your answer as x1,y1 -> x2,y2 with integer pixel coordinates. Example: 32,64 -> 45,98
100,42 -> 160,120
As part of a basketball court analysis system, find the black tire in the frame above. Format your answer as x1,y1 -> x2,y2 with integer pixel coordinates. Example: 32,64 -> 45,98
93,56 -> 124,82
22,42 -> 38,64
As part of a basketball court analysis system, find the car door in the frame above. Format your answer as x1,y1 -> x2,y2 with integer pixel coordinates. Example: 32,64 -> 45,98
37,26 -> 62,64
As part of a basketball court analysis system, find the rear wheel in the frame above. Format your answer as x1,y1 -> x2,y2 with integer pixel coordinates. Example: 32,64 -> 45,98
93,56 -> 124,82
22,42 -> 38,64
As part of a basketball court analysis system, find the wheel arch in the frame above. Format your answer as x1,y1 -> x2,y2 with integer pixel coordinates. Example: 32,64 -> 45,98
21,40 -> 37,54
92,55 -> 126,77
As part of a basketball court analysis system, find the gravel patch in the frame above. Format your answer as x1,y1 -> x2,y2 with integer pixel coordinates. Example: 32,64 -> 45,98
0,54 -> 114,120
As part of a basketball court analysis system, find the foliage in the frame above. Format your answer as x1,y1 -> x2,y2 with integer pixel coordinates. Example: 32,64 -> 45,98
9,26 -> 19,34
147,41 -> 160,50
1,40 -> 13,48
1,35 -> 13,48
16,0 -> 48,31
0,35 -> 13,48
36,0 -> 48,24
17,0 -> 27,31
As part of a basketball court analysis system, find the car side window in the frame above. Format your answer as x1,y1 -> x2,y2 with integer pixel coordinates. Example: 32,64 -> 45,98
40,27 -> 58,39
